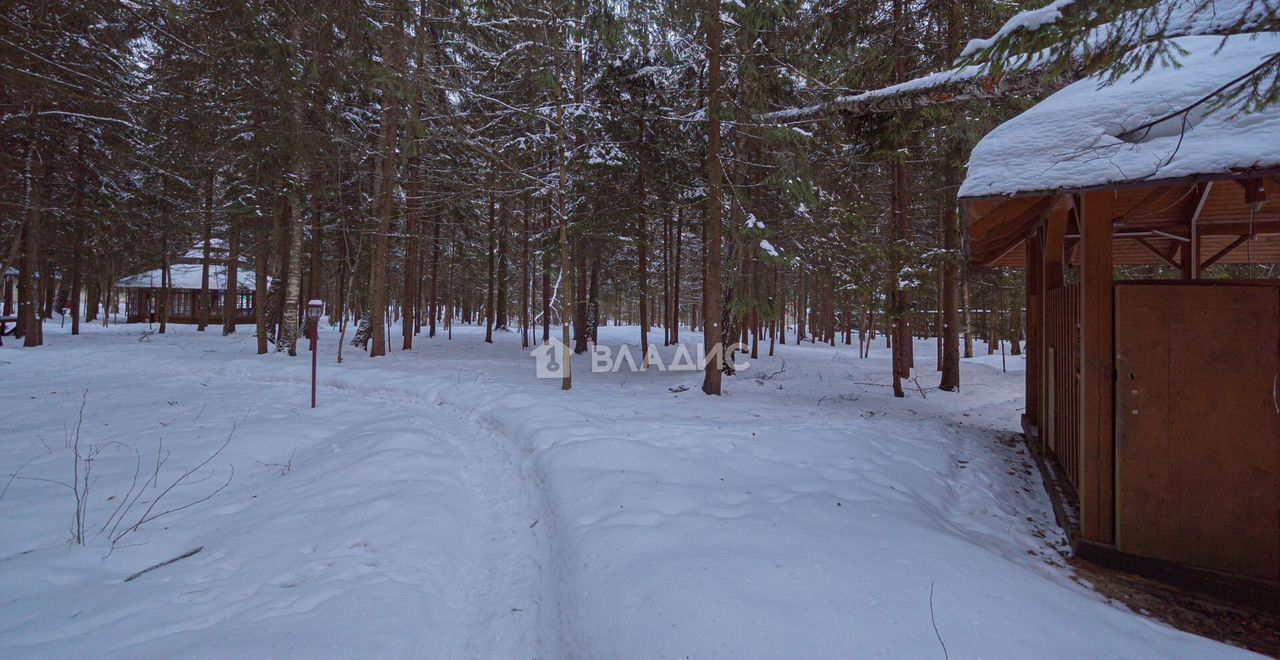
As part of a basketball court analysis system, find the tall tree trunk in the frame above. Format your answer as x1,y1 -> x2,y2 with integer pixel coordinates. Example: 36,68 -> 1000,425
588,249 -> 600,344
699,213 -> 706,334
309,171 -> 322,306
2,230 -> 18,318
988,291 -> 997,355
795,271 -> 806,342
672,207 -> 682,344
84,281 -> 97,322
770,268 -> 779,356
449,212 -> 461,339
701,0 -> 724,395
279,16 -> 307,356
19,103 -> 42,345
889,0 -> 911,397
662,203 -> 670,346
70,134 -> 86,336
18,163 -> 42,346
402,4 -> 427,349
637,129 -> 649,367
1010,301 -> 1022,355
938,0 -> 962,391
496,201 -> 509,331
402,157 -> 420,350
159,234 -> 170,335
281,189 -> 305,356
429,210 -> 441,338
254,207 -> 270,353
542,239 -> 551,344
369,4 -> 403,358
334,218 -> 348,326
485,187 -> 496,344
223,217 -> 240,335
555,66 -> 573,388
198,168 -> 213,332
572,241 -> 588,353
521,193 -> 531,348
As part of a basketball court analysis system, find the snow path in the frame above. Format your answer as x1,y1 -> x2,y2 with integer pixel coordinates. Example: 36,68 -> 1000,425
0,322 -> 1261,659
226,357 -> 560,658
0,327 -> 558,659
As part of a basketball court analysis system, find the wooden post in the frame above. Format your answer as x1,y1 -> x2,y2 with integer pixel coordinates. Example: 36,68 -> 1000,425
1044,206 -> 1067,290
1079,191 -> 1115,545
1187,182 -> 1211,280
1025,228 -> 1043,433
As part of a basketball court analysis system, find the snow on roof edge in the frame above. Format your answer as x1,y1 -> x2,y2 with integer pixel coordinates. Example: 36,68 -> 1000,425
959,33 -> 1280,199
117,263 -> 262,291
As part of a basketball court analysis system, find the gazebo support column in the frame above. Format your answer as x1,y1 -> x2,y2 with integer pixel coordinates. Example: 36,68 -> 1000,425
1079,191 -> 1115,545
1024,229 -> 1043,439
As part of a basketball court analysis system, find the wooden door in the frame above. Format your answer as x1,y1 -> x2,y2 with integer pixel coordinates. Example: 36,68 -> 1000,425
1115,283 -> 1280,580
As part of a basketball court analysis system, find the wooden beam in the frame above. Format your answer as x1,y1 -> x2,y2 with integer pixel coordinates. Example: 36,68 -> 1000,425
1113,218 -> 1280,236
1113,187 -> 1172,224
1079,191 -> 1115,546
972,196 -> 1057,267
1188,182 -> 1212,278
1133,237 -> 1181,269
1199,234 -> 1251,270
1150,229 -> 1189,243
969,197 -> 1042,242
1235,177 -> 1271,210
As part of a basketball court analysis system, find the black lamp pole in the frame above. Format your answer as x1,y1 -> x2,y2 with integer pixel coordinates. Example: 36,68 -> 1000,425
307,300 -> 323,408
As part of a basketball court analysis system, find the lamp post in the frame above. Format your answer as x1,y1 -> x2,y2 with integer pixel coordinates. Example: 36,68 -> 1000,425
307,300 -> 323,408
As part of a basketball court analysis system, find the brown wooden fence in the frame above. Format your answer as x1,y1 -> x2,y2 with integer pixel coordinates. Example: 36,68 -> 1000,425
1043,283 -> 1081,490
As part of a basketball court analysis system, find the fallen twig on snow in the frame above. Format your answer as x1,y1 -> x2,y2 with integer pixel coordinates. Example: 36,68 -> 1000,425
123,546 -> 203,583
754,359 -> 787,382
930,582 -> 950,660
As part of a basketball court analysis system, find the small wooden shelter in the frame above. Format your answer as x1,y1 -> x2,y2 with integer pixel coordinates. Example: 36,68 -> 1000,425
961,34 -> 1280,604
117,241 -> 258,324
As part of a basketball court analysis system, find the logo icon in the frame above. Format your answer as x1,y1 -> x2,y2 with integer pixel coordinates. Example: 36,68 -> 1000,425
530,339 -> 751,378
531,339 -> 570,379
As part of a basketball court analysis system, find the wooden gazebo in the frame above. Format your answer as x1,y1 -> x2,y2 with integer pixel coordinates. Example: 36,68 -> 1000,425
117,242 -> 258,324
962,34 -> 1280,604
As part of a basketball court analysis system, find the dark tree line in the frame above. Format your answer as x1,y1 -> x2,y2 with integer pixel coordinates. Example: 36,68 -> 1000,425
4,0 -> 1075,394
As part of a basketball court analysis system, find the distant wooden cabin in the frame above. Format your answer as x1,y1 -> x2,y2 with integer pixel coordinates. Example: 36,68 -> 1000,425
117,241 -> 258,324
961,34 -> 1280,606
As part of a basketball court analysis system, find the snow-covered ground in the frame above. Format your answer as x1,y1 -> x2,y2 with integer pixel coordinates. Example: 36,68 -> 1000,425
0,320 -> 1258,659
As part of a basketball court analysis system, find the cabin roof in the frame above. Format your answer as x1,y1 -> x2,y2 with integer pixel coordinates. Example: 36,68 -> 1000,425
117,263 -> 259,291
959,33 -> 1280,200
179,239 -> 231,262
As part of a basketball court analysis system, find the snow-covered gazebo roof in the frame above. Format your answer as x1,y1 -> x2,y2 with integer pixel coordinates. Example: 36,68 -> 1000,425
960,33 -> 1280,200
179,239 -> 230,262
961,32 -> 1280,268
118,263 -> 258,292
